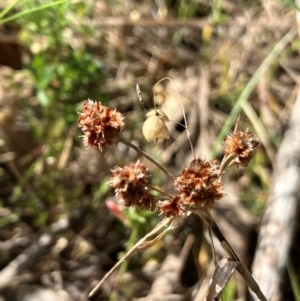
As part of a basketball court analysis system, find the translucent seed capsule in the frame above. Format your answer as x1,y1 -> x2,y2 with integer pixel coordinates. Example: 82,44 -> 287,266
142,109 -> 170,142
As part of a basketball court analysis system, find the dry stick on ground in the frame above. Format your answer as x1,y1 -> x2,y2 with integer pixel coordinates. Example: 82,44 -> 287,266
250,80 -> 300,300
0,127 -> 79,288
0,213 -> 77,289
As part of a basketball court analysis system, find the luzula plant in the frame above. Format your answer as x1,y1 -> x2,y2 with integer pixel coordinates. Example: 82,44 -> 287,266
78,97 -> 265,301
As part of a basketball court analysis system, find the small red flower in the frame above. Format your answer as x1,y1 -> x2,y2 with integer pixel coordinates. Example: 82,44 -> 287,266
106,199 -> 127,223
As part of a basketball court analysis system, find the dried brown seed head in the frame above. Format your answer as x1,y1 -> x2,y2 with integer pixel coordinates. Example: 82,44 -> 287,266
174,159 -> 223,210
224,130 -> 259,168
158,196 -> 184,217
109,161 -> 156,210
78,99 -> 124,149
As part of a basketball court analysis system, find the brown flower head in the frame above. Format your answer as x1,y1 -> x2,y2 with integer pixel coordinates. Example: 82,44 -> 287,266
109,161 -> 156,210
174,159 -> 223,210
158,196 -> 184,217
78,99 -> 124,149
224,129 -> 259,168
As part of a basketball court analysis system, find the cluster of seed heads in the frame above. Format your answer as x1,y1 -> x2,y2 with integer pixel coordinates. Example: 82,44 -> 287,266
78,99 -> 259,217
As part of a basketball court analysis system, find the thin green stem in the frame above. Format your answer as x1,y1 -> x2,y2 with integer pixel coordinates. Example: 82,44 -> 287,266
287,261 -> 300,301
0,0 -> 20,20
0,0 -> 70,24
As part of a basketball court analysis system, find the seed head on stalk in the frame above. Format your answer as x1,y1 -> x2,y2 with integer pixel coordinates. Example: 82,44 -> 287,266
77,88 -> 264,301
78,99 -> 124,150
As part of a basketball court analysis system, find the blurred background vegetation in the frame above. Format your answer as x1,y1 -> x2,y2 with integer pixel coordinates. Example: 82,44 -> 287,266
0,0 -> 299,300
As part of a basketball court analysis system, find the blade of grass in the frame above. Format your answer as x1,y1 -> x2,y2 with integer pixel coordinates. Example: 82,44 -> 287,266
210,27 -> 297,158
89,217 -> 174,300
0,0 -> 20,19
287,261 -> 300,301
0,0 -> 70,24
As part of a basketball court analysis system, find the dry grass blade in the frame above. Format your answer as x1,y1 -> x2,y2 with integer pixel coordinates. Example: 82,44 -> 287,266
194,208 -> 240,261
138,235 -> 195,301
193,208 -> 267,301
205,257 -> 239,301
57,125 -> 76,170
88,217 -> 174,300
138,228 -> 169,251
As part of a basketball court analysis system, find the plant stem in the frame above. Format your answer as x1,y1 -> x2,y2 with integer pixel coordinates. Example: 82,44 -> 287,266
193,208 -> 267,301
0,0 -> 20,20
89,217 -> 174,300
119,135 -> 175,180
150,185 -> 174,199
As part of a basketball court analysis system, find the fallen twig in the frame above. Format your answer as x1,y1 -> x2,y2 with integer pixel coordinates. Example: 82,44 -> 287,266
0,211 -> 81,289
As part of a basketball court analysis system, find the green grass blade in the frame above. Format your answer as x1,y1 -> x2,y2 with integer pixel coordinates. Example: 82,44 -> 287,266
210,27 -> 297,158
0,0 -> 70,24
0,0 -> 20,19
287,262 -> 300,301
